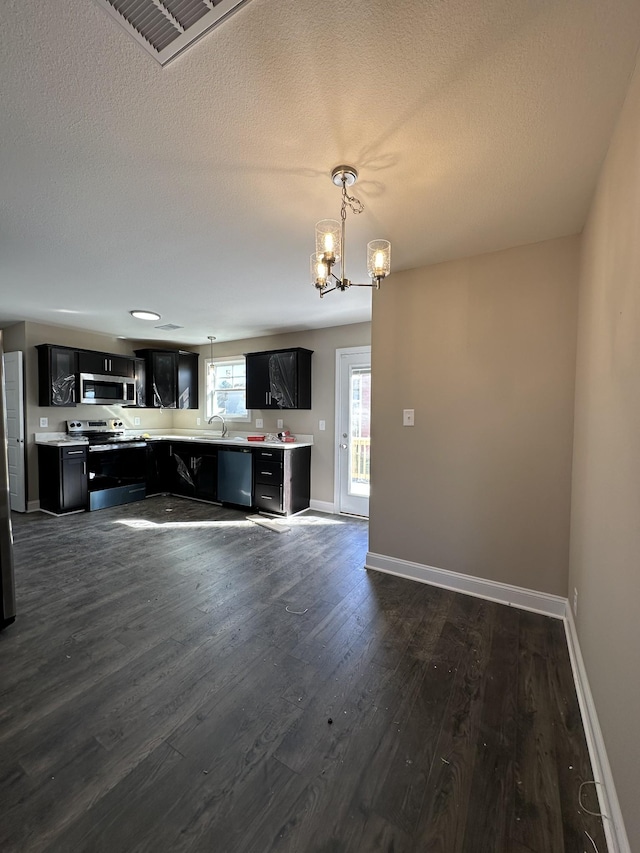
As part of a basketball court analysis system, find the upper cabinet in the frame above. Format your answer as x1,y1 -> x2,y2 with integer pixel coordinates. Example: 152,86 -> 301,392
77,351 -> 135,378
37,345 -> 78,407
37,344 -> 139,407
134,349 -> 199,409
245,347 -> 312,410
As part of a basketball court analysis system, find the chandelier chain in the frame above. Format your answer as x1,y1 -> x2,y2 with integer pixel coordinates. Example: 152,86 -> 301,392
341,181 -> 364,220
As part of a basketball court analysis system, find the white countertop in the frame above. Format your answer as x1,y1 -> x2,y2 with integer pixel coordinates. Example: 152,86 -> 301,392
145,434 -> 312,449
35,432 -> 312,449
35,433 -> 88,447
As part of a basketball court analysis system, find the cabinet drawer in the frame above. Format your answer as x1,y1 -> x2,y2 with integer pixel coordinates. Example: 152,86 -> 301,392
253,483 -> 282,511
254,448 -> 283,463
254,460 -> 282,485
61,446 -> 87,460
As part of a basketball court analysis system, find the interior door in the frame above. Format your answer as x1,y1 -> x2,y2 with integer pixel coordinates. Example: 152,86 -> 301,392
335,347 -> 371,517
3,351 -> 26,512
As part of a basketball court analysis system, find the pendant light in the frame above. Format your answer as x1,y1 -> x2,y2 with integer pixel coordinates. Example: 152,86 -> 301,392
311,166 -> 391,298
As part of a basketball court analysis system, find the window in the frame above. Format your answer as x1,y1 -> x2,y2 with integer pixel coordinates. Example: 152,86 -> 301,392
205,356 -> 250,421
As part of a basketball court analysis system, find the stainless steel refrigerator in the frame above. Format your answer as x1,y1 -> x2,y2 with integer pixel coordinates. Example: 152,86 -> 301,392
0,335 -> 16,630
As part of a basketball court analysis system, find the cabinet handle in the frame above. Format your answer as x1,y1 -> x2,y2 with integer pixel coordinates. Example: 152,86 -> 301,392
67,450 -> 84,455
260,470 -> 272,476
83,461 -> 86,475
260,495 -> 273,500
262,452 -> 273,457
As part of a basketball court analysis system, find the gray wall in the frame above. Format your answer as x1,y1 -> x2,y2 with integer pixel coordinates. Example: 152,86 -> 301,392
569,56 -> 640,850
369,235 -> 580,597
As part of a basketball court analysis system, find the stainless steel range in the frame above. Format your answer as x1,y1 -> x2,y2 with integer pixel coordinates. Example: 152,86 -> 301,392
67,420 -> 147,510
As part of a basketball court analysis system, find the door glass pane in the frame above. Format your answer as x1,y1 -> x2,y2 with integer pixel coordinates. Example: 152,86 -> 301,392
349,367 -> 371,497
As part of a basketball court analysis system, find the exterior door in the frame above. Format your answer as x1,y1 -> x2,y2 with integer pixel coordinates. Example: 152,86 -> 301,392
335,346 -> 371,517
3,351 -> 26,512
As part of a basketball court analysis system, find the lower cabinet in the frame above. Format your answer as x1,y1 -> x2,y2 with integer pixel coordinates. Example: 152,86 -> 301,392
253,446 -> 311,515
170,443 -> 217,502
38,445 -> 88,514
145,441 -> 171,496
167,442 -> 310,514
37,440 -> 311,516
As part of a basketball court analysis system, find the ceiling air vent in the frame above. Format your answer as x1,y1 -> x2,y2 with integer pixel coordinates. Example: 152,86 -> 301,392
93,0 -> 252,66
155,323 -> 184,331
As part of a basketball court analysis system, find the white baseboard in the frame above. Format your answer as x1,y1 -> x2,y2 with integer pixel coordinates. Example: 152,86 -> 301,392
564,608 -> 629,853
309,499 -> 335,514
364,551 -> 567,618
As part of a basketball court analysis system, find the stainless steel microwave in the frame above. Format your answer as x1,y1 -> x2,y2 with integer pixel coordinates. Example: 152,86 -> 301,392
79,373 -> 136,406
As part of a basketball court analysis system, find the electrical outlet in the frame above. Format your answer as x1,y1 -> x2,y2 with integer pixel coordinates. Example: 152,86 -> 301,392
196,418 -> 200,426
403,408 -> 415,427
39,417 -> 48,428
255,418 -> 264,429
573,587 -> 578,617
134,417 -> 141,426
277,419 -> 284,429
319,420 -> 326,431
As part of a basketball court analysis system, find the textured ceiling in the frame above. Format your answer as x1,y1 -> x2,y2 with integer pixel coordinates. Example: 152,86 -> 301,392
1,0 -> 640,345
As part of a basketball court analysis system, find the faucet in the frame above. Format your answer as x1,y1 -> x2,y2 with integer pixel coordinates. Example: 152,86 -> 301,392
207,414 -> 228,437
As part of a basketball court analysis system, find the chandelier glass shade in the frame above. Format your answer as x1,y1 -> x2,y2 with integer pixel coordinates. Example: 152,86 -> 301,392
311,166 -> 391,298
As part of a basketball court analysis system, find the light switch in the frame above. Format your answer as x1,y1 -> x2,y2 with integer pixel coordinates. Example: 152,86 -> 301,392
134,417 -> 141,426
403,409 -> 415,427
256,418 -> 264,429
39,417 -> 48,428
319,420 -> 326,431
277,419 -> 284,429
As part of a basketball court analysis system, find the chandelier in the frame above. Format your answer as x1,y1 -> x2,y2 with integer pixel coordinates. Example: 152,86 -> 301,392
311,166 -> 391,298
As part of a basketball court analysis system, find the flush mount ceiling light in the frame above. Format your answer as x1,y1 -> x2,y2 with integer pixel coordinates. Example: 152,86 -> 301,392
311,166 -> 391,298
130,310 -> 161,321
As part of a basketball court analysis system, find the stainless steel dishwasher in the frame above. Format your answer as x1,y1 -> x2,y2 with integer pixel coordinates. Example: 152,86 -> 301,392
217,447 -> 253,507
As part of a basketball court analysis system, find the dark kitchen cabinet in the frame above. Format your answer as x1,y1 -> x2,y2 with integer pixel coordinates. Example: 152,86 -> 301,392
36,344 -> 78,407
178,351 -> 199,409
135,349 -> 199,409
38,444 -> 88,514
146,440 -> 170,496
77,350 -> 135,378
245,348 -> 312,410
170,442 -> 217,501
134,358 -> 146,407
253,445 -> 311,515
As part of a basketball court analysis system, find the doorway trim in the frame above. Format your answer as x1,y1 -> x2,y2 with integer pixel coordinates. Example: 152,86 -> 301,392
3,351 -> 26,512
334,345 -> 371,517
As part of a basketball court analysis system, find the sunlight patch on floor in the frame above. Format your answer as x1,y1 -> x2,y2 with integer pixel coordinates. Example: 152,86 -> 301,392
114,519 -> 254,530
113,514 -> 347,531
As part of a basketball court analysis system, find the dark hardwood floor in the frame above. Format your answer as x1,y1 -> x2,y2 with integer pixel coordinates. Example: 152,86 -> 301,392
0,497 -> 605,852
